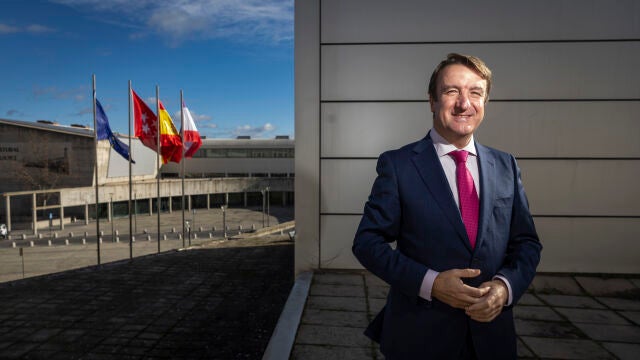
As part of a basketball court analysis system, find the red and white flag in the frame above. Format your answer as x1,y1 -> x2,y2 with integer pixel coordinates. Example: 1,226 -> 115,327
181,101 -> 202,158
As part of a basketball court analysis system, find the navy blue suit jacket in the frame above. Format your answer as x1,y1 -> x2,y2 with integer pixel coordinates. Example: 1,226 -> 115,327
352,134 -> 542,359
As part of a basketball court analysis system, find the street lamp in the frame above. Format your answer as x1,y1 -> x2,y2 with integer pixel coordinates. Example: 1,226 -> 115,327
109,194 -> 114,242
266,186 -> 270,227
185,220 -> 191,246
134,192 -> 137,235
192,208 -> 196,232
221,205 -> 227,239
260,189 -> 265,228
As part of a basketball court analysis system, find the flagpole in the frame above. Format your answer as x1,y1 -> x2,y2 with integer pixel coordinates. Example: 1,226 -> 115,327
180,90 -> 186,248
156,85 -> 161,253
128,81 -> 133,260
92,74 -> 101,265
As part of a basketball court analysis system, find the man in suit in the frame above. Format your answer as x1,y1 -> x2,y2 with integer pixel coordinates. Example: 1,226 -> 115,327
352,53 -> 542,359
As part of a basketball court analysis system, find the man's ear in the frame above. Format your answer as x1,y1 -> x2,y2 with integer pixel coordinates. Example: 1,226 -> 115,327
429,94 -> 436,113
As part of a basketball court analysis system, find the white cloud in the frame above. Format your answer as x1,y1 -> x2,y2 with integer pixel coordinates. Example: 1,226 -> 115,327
232,122 -> 275,138
193,113 -> 212,122
172,109 -> 213,122
6,109 -> 24,117
74,106 -> 93,116
50,0 -> 293,45
26,24 -> 57,34
0,24 -> 20,34
32,85 -> 87,102
0,23 -> 56,35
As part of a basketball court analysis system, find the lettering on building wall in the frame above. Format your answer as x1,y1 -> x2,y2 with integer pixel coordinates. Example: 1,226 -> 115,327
0,146 -> 20,162
1,143 -> 71,174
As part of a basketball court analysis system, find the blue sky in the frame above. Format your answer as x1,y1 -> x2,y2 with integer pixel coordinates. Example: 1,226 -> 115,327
0,0 -> 293,138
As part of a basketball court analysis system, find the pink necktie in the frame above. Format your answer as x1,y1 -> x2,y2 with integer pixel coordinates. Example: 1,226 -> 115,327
449,150 -> 479,249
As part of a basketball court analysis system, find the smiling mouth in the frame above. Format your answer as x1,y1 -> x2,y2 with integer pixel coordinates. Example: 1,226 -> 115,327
453,115 -> 472,121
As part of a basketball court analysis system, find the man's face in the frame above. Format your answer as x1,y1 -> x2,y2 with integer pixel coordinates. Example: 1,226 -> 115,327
430,64 -> 487,147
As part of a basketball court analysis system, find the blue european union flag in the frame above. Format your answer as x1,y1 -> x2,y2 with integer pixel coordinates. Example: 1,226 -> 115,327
96,99 -> 135,163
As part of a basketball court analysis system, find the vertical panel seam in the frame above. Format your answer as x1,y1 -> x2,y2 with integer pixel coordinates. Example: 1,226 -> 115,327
318,0 -> 323,270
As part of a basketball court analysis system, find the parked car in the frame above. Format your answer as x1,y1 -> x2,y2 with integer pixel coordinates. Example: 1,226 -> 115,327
0,223 -> 7,239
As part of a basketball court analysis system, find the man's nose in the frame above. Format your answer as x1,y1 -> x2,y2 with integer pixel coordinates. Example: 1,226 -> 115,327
455,93 -> 471,111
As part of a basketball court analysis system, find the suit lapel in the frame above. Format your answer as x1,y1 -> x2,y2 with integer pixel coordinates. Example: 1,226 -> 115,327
475,143 -> 496,253
410,136 -> 469,248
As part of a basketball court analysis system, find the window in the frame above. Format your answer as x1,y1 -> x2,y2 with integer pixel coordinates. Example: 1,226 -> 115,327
250,149 -> 273,158
192,147 -> 294,158
273,148 -> 294,158
207,149 -> 227,158
227,149 -> 248,157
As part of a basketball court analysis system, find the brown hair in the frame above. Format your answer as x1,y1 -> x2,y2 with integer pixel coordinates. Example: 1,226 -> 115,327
428,53 -> 492,103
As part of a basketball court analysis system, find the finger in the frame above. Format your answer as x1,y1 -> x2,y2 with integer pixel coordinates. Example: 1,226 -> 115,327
466,301 -> 486,312
445,295 -> 478,309
470,313 -> 495,323
467,307 -> 497,321
468,299 -> 499,314
454,268 -> 481,279
467,300 -> 502,319
467,303 -> 495,316
456,293 -> 487,306
460,284 -> 490,298
472,309 -> 500,323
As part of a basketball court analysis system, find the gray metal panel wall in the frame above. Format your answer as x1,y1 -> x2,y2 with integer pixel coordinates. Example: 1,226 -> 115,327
321,0 -> 640,43
295,0 -> 321,274
295,0 -> 640,273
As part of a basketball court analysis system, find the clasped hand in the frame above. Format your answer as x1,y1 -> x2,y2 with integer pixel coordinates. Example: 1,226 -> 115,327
431,268 -> 508,323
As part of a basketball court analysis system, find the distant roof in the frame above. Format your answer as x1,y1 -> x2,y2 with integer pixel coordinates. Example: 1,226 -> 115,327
0,118 -> 296,146
201,137 -> 294,148
0,118 -> 94,138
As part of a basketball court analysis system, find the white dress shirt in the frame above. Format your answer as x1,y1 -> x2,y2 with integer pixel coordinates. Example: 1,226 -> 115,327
419,128 -> 513,306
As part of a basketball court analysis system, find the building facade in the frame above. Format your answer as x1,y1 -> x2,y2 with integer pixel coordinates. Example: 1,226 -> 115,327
0,119 -> 96,194
160,137 -> 294,179
295,0 -> 640,274
1,119 -> 294,226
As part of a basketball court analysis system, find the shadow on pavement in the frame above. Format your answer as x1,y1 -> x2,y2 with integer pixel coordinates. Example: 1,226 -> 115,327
0,235 -> 294,360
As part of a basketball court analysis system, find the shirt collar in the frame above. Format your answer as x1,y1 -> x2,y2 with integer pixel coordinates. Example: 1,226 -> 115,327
430,128 -> 477,158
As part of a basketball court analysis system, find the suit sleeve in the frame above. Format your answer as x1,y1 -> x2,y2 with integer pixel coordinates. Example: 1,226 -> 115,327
497,155 -> 543,305
352,152 -> 428,299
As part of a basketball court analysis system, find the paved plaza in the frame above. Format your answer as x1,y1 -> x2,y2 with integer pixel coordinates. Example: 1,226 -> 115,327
0,233 -> 294,359
0,206 -> 292,283
283,271 -> 640,360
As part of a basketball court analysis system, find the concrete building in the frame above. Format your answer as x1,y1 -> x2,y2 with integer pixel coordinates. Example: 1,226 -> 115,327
161,137 -> 294,179
160,137 -> 295,207
0,118 -> 156,225
0,118 -> 294,232
294,0 -> 640,274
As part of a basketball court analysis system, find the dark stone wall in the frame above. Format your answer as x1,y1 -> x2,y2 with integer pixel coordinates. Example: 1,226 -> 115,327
0,124 -> 95,219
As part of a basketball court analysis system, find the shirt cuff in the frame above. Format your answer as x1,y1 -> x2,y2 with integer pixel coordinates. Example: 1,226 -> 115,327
493,275 -> 513,306
419,269 -> 439,301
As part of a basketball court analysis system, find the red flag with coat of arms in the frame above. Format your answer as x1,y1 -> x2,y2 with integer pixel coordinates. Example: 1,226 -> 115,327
132,89 -> 183,164
132,90 -> 158,152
